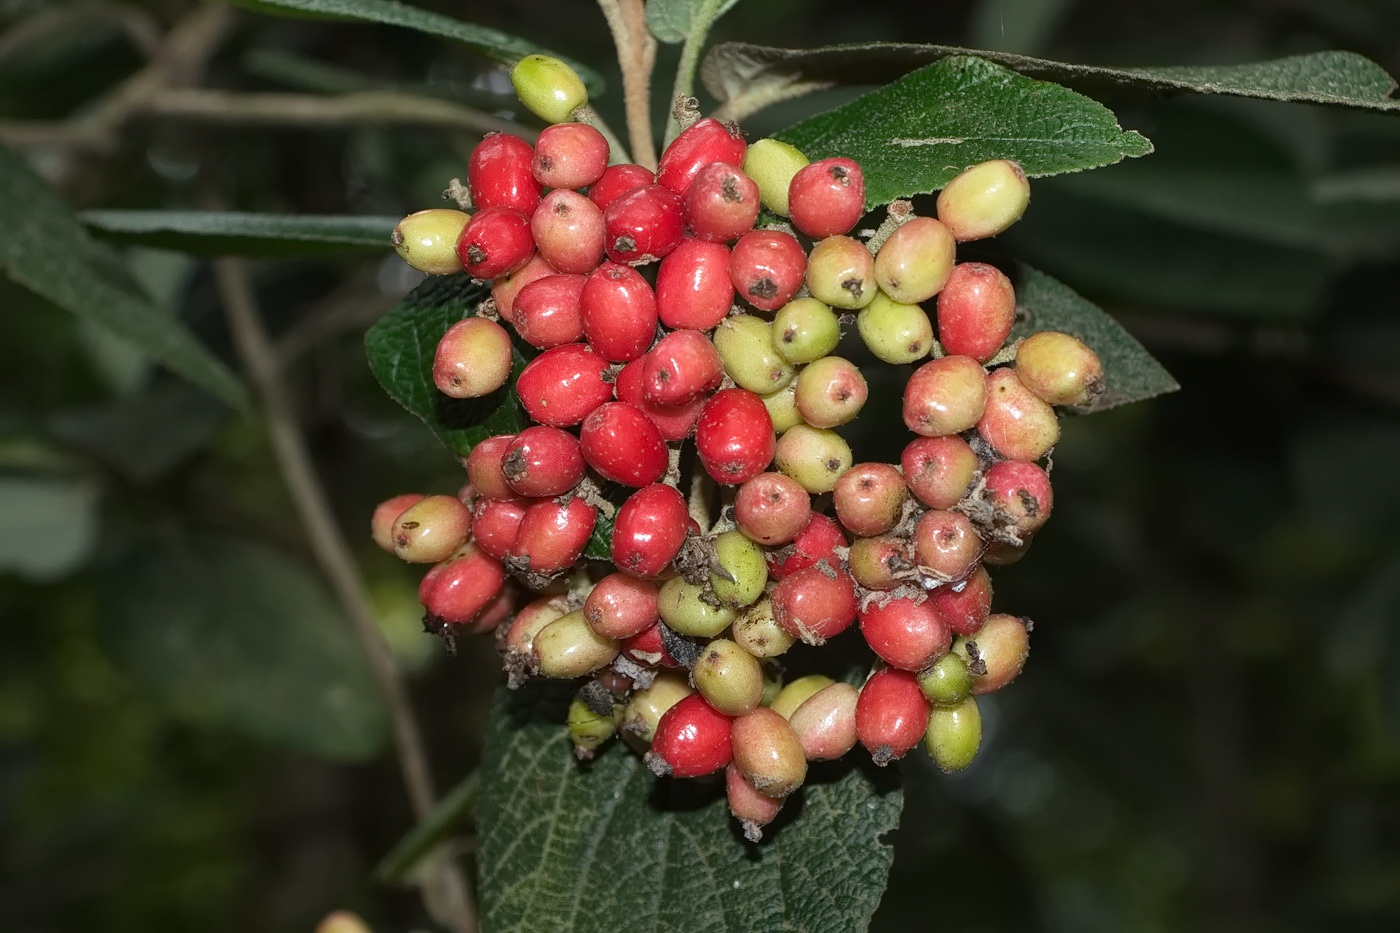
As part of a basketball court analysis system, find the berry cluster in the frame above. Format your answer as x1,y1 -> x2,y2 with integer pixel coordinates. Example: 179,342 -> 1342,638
380,99 -> 1103,841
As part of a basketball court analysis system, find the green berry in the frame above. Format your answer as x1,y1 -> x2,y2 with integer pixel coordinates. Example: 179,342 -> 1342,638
657,577 -> 737,638
533,610 -> 620,679
772,297 -> 841,364
805,235 -> 876,310
924,695 -> 982,772
793,356 -> 868,429
768,673 -> 836,719
857,291 -> 934,364
567,694 -> 622,759
511,54 -> 588,125
731,597 -> 796,658
392,209 -> 470,275
759,382 -> 804,434
873,216 -> 956,304
622,672 -> 693,749
709,529 -> 769,610
1014,330 -> 1105,407
714,314 -> 796,394
742,138 -> 809,216
917,652 -> 974,706
773,423 -> 853,493
692,638 -> 766,716
936,159 -> 1030,242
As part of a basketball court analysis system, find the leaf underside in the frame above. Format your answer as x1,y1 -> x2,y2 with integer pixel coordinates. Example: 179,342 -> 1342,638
82,210 -> 398,257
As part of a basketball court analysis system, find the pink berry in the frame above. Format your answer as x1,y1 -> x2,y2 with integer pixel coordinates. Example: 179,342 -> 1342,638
646,693 -> 734,778
529,189 -> 604,274
977,367 -> 1060,461
468,132 -> 540,214
929,564 -> 992,637
579,401 -> 668,487
491,254 -> 556,323
832,461 -> 907,537
936,262 -> 1017,362
583,573 -> 661,639
788,157 -> 865,238
463,434 -> 516,500
656,117 -> 747,196
655,239 -> 734,331
855,667 -> 931,765
902,355 -> 987,437
729,229 -> 806,312
859,596 -> 951,672
512,273 -> 586,349
515,343 -> 613,427
580,262 -> 659,362
913,509 -> 984,583
695,388 -> 775,485
771,564 -> 858,644
642,330 -> 723,406
982,459 -> 1053,538
604,184 -> 685,265
611,483 -> 690,578
433,317 -> 514,399
531,122 -> 609,190
734,472 -> 811,546
502,426 -> 585,498
615,356 -> 706,441
456,206 -> 534,280
371,493 -> 424,552
685,162 -> 761,243
901,436 -> 978,510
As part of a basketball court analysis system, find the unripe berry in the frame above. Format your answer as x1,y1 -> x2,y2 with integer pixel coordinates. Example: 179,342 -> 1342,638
1014,331 -> 1104,407
902,355 -> 987,437
955,613 -> 1030,694
657,577 -> 736,638
567,694 -> 621,760
984,537 -> 1032,566
794,356 -> 868,429
685,162 -> 761,243
498,594 -> 569,659
692,638 -> 766,716
532,122 -> 608,190
419,541 -> 506,630
768,674 -> 836,720
901,436 -> 978,510
857,292 -> 934,364
584,572 -> 660,639
929,563 -> 993,637
622,672 -> 692,747
772,297 -> 841,365
937,262 -> 1017,362
713,315 -> 795,395
709,529 -> 769,609
856,666 -> 931,765
393,209 -> 469,275
316,911 -> 372,933
918,652 -> 974,707
470,496 -> 529,561
771,564 -> 858,644
464,434 -> 517,500
615,356 -> 706,441
788,157 -> 865,238
433,316 -> 514,399
642,329 -> 724,406
508,497 -> 596,576
848,535 -> 914,590
730,229 -> 806,312
731,597 -> 796,658
766,512 -> 846,579
529,189 -> 604,274
534,609 -> 619,679
371,493 -> 424,552
491,253 -> 555,322
734,472 -> 812,546
589,163 -> 655,211
983,459 -> 1053,539
579,401 -> 668,487
511,55 -> 588,124
833,462 -> 907,537
760,382 -> 803,435
913,509 -> 984,583
936,159 -> 1030,241
695,388 -> 776,485
924,695 -> 982,772
502,426 -> 585,497
726,763 -> 784,842
392,494 -> 472,563
655,239 -> 734,331
977,367 -> 1060,460
859,595 -> 951,671
773,424 -> 852,494
742,138 -> 808,216
788,682 -> 859,760
516,343 -> 613,427
456,206 -> 534,279
612,484 -> 689,578
873,216 -> 956,304
646,693 -> 734,778
731,706 -> 807,797
805,235 -> 876,310
604,184 -> 685,265
656,118 -> 747,196
468,132 -> 540,214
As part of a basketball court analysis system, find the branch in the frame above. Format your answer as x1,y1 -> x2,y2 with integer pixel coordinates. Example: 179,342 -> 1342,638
597,0 -> 658,169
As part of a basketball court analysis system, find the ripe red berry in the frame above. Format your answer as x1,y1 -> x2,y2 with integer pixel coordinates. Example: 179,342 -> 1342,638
856,667 -> 932,765
583,572 -> 661,639
977,367 -> 1060,461
766,512 -> 846,579
656,118 -> 747,196
937,262 -> 1017,362
579,401 -> 668,487
531,122 -> 609,190
603,184 -> 685,265
913,509 -> 984,583
470,496 -> 530,560
695,388 -> 776,485
420,542 -> 506,629
529,189 -> 604,274
685,162 -> 761,243
615,356 -> 706,441
641,329 -> 723,406
859,596 -> 951,672
580,262 -> 659,362
464,434 -> 516,500
611,483 -> 690,578
507,497 -> 597,577
901,436 -> 978,510
456,206 -> 535,280
515,343 -> 613,427
588,162 -> 655,211
902,355 -> 988,437
833,461 -> 907,537
619,619 -> 684,669
771,564 -> 858,644
655,239 -> 734,331
491,253 -> 556,323
512,273 -> 586,349
502,426 -> 586,497
982,459 -> 1054,538
788,157 -> 866,238
734,472 -> 812,546
929,563 -> 993,637
646,692 -> 734,778
729,229 -> 806,312
468,132 -> 540,214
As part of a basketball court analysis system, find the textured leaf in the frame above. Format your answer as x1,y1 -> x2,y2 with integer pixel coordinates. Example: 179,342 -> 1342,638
231,0 -> 602,91
82,210 -> 397,257
1011,264 -> 1178,411
477,682 -> 902,933
703,43 -> 1400,119
646,0 -> 743,43
0,145 -> 245,408
775,56 -> 1151,208
583,508 -> 615,561
365,274 -> 527,457
98,533 -> 388,760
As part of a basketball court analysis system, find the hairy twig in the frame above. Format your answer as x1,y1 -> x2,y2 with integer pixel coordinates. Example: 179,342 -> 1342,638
597,0 -> 658,169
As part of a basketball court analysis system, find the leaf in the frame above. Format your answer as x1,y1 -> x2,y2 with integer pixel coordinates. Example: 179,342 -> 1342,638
231,0 -> 602,92
82,210 -> 399,257
646,0 -> 743,44
583,508 -> 615,561
477,682 -> 902,933
702,43 -> 1400,120
1010,264 -> 1178,411
365,274 -> 527,457
774,57 -> 1152,208
98,533 -> 388,760
0,145 -> 246,408
0,473 -> 98,579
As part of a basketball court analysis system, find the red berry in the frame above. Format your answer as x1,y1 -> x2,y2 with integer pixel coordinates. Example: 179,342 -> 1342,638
470,496 -> 530,561
420,542 -> 506,629
982,459 -> 1053,538
463,434 -> 516,500
901,436 -> 978,510
695,388 -> 775,485
641,330 -> 723,406
832,461 -> 907,537
491,253 -> 556,323
929,564 -> 992,637
580,262 -> 659,362
734,472 -> 812,546
729,229 -> 806,312
583,572 -> 661,639
611,483 -> 690,578
515,343 -> 613,427
772,564 -> 858,645
936,262 -> 1017,362
913,509 -> 984,583
529,189 -> 604,274
766,512 -> 846,579
579,401 -> 668,487
619,619 -> 683,669
788,157 -> 865,238
531,122 -> 609,190
856,667 -> 932,765
859,596 -> 951,672
656,118 -> 747,196
502,426 -> 585,497
902,355 -> 987,437
468,133 -> 540,214
615,356 -> 706,441
685,162 -> 761,243
508,497 -> 597,576
588,162 -> 655,211
603,184 -> 685,265
456,206 -> 534,280
647,693 -> 734,778
512,273 -> 586,349
655,239 -> 734,331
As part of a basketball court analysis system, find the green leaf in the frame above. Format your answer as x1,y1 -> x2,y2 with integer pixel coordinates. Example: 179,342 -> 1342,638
477,682 -> 902,933
0,145 -> 245,408
98,533 -> 388,760
583,509 -> 615,561
231,0 -> 602,92
0,473 -> 98,579
82,210 -> 398,257
1011,264 -> 1178,411
365,274 -> 527,457
646,0 -> 743,44
775,56 -> 1151,208
702,43 -> 1400,120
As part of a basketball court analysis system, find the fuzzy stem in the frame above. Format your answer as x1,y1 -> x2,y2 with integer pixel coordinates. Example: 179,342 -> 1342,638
596,0 -> 657,169
666,0 -> 725,144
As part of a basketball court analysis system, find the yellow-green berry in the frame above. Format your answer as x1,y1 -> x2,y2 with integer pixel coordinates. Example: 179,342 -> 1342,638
857,291 -> 934,364
743,138 -> 809,216
392,208 -> 470,275
923,695 -> 982,772
936,159 -> 1030,242
511,54 -> 588,125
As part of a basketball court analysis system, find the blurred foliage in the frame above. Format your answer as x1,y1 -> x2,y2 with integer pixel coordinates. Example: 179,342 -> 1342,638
1,0 -> 1398,930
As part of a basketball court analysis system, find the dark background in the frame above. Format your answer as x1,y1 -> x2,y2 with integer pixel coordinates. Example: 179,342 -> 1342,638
2,0 -> 1399,929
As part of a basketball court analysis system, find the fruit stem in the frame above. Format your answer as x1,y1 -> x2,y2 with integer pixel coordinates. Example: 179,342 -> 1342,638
665,0 -> 725,145
596,0 -> 658,169
863,199 -> 914,254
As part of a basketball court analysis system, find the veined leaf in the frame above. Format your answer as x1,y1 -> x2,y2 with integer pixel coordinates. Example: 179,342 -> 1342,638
82,210 -> 398,257
646,0 -> 743,44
